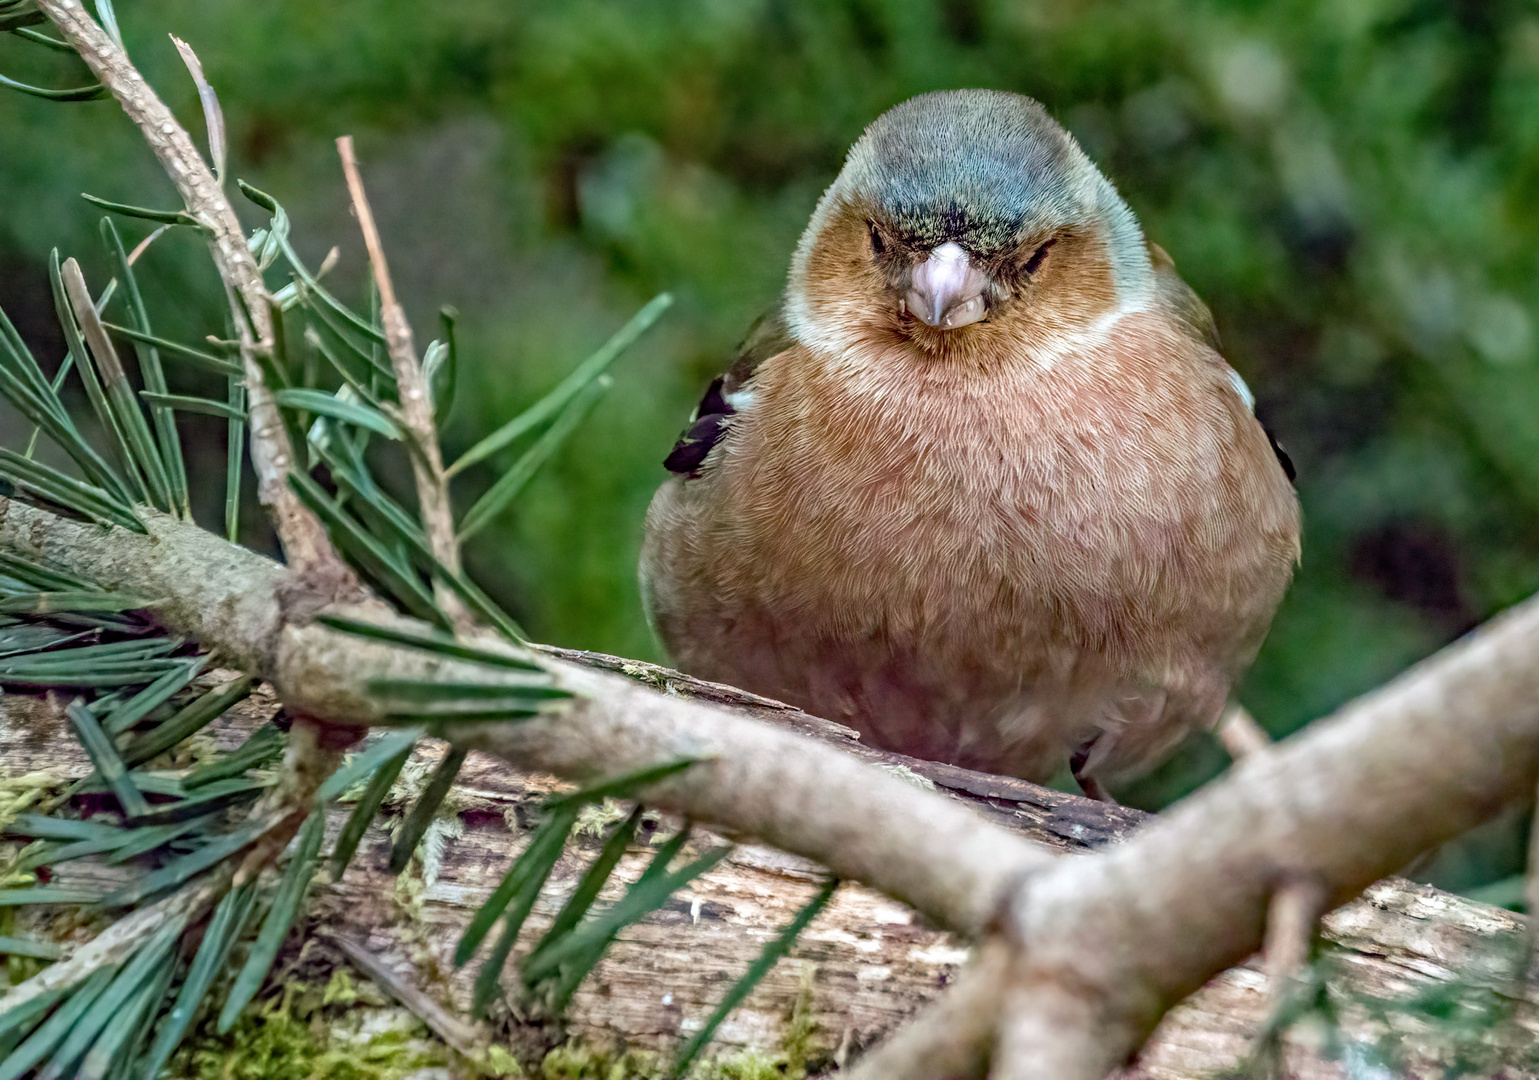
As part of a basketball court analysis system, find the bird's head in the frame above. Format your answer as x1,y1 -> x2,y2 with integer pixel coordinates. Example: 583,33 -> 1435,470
787,90 -> 1156,367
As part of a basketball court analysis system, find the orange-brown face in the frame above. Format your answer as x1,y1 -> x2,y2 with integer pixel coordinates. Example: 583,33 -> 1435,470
796,193 -> 1126,371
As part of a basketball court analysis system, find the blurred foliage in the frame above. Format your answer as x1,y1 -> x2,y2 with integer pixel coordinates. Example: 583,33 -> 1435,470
3,2 -> 1538,828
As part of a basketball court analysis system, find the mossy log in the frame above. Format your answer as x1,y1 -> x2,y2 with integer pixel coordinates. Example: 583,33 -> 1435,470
3,660 -> 1536,1078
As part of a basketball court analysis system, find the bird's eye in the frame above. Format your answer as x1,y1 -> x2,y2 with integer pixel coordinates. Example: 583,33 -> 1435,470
1022,238 -> 1057,276
868,223 -> 886,256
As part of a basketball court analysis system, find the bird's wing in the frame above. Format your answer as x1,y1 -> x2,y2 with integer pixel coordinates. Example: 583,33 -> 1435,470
1148,240 -> 1296,483
1146,240 -> 1220,352
662,302 -> 795,477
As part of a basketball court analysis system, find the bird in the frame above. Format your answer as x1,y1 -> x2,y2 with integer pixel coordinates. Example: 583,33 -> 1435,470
639,89 -> 1300,796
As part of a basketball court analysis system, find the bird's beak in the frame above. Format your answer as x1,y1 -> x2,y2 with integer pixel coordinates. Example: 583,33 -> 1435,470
903,242 -> 988,329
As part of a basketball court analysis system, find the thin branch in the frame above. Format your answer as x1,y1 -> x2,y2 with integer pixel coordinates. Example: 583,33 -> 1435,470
35,0 -> 342,575
335,136 -> 470,630
6,492 -> 1539,1073
0,874 -> 226,1014
1262,875 -> 1326,986
0,497 -> 1056,938
840,940 -> 1006,1080
1524,772 -> 1539,983
325,931 -> 486,1057
1217,703 -> 1273,759
991,980 -> 1116,1080
1221,700 -> 1329,1063
228,717 -> 342,890
1242,874 -> 1329,1078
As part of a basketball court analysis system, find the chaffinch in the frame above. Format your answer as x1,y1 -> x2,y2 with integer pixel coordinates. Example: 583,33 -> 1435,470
640,90 -> 1300,795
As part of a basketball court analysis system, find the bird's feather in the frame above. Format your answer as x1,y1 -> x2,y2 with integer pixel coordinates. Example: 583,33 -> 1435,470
1148,240 -> 1297,483
642,90 -> 1301,791
663,305 -> 792,477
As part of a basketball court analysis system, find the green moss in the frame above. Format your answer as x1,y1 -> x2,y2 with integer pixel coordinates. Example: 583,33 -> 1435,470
540,1044 -> 664,1080
0,768 -> 68,834
690,1049 -> 792,1080
536,969 -> 825,1079
573,799 -> 631,838
175,976 -> 450,1080
776,970 -> 821,1078
485,1045 -> 526,1077
538,1041 -> 805,1080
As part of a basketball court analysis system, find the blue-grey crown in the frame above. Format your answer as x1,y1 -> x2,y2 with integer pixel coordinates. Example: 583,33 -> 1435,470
845,90 -> 1109,256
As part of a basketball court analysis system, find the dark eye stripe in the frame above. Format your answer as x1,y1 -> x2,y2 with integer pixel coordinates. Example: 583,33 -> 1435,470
868,223 -> 886,256
1023,238 -> 1056,275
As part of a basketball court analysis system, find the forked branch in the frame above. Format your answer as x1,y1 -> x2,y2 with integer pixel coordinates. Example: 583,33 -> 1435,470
2,490 -> 1539,1074
335,136 -> 470,629
36,0 -> 341,575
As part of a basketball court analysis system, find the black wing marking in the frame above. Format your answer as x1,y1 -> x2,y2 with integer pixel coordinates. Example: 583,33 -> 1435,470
663,303 -> 795,478
1262,420 -> 1297,483
663,375 -> 732,475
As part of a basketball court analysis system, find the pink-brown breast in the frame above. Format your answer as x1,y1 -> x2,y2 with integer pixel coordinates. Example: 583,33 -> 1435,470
641,311 -> 1300,782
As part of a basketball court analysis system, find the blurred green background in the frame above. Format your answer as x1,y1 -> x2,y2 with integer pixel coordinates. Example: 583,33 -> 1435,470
2,1 -> 1538,882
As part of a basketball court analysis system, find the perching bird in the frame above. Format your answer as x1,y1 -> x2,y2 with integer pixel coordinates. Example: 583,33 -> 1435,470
640,90 -> 1300,794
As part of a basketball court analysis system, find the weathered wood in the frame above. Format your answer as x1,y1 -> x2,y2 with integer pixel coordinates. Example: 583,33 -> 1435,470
3,666 -> 1536,1077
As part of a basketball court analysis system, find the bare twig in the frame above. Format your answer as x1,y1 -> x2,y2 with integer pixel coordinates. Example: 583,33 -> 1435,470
1217,702 -> 1273,759
6,491 -> 1539,1072
35,0 -> 342,575
1262,875 -> 1326,987
1241,874 -> 1329,1078
1523,773 -> 1539,983
335,136 -> 471,631
0,874 -> 226,1014
991,981 -> 1117,1080
230,716 -> 343,887
0,498 -> 1057,938
1220,701 -> 1329,1060
840,940 -> 1005,1080
325,932 -> 486,1057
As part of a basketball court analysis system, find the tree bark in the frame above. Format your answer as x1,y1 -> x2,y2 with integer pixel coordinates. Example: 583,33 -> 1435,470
3,492 -> 1539,1074
15,4 -> 1539,1073
4,672 -> 1535,1077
